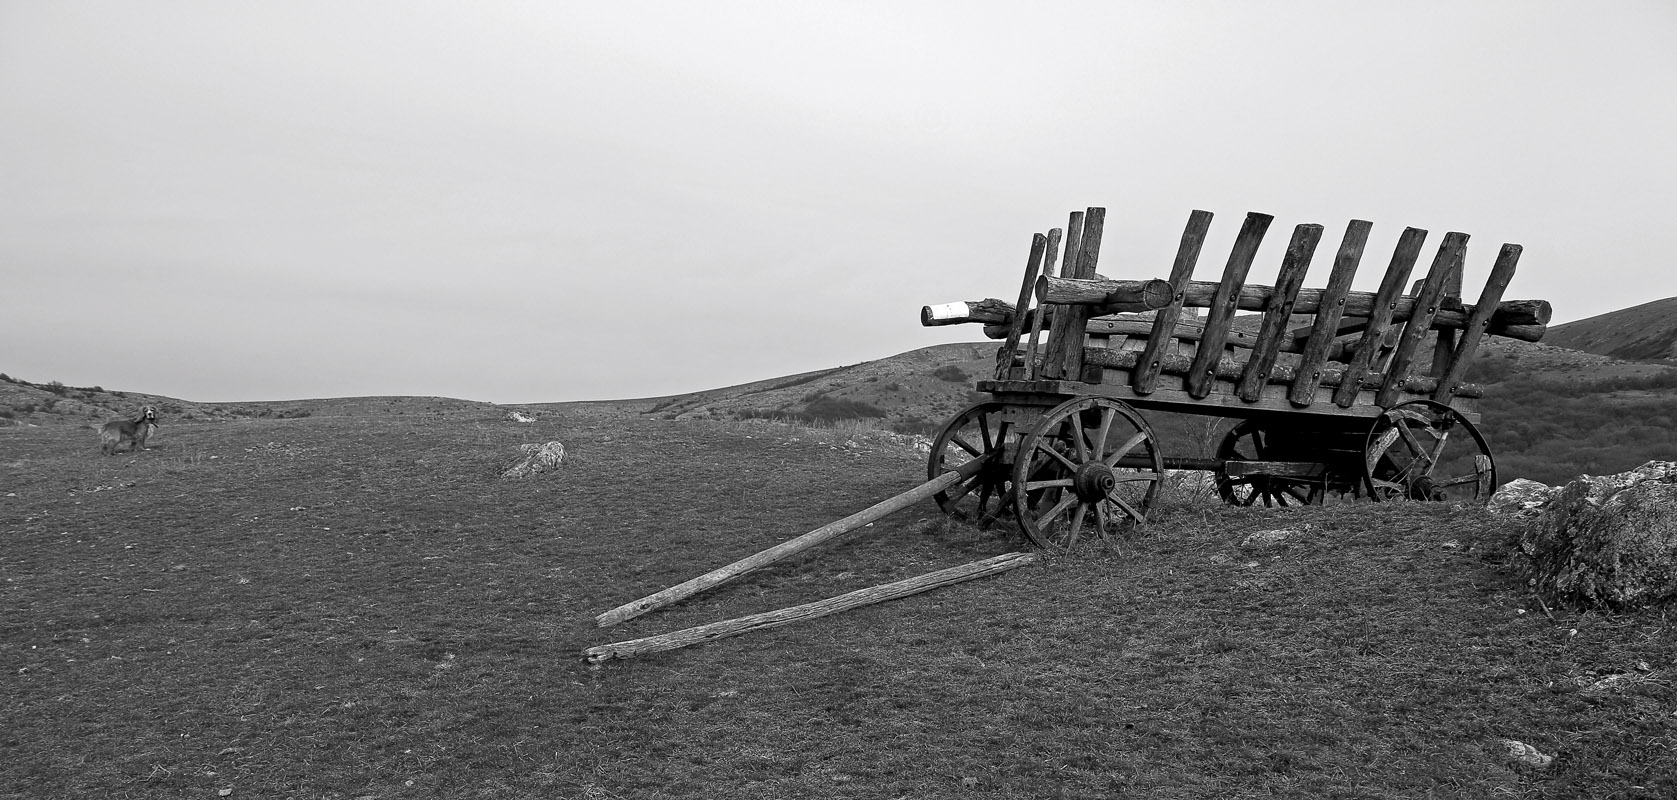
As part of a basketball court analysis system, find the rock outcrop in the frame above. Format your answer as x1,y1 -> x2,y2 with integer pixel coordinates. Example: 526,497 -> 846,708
502,441 -> 565,478
1513,461 -> 1677,609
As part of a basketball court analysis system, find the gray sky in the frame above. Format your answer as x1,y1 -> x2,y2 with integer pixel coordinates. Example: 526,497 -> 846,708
3,1 -> 1674,403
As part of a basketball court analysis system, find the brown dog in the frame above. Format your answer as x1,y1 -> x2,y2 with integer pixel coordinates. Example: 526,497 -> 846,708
100,406 -> 158,455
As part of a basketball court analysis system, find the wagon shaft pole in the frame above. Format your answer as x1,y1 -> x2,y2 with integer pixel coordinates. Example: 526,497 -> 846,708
583,552 -> 1037,663
593,455 -> 994,628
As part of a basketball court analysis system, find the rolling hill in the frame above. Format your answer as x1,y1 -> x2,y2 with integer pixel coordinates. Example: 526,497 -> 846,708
1542,296 -> 1677,363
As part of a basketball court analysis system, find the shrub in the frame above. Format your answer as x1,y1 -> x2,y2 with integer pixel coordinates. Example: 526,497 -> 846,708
932,365 -> 970,383
890,416 -> 940,437
797,397 -> 886,424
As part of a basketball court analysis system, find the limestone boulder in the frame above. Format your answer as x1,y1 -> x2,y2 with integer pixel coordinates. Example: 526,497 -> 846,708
1488,478 -> 1560,520
502,441 -> 565,478
1521,461 -> 1677,609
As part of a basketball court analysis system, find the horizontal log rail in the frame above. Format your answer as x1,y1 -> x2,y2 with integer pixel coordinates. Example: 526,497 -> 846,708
1036,277 -> 1549,341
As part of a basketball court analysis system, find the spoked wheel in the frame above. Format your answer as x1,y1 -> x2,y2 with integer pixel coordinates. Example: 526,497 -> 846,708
1363,400 -> 1496,503
1214,420 -> 1327,507
1010,397 -> 1164,552
926,401 -> 1015,526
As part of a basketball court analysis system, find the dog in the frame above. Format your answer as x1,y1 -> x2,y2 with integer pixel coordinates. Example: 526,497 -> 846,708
100,406 -> 158,455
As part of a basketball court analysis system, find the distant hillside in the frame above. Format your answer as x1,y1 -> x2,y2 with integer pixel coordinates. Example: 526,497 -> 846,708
1543,297 -> 1677,363
0,373 -> 497,428
638,341 -> 999,435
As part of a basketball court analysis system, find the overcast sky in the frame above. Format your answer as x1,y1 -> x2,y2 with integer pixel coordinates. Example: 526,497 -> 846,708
3,1 -> 1674,403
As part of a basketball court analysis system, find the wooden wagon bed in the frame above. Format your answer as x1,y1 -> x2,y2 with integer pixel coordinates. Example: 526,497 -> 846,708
919,207 -> 1551,550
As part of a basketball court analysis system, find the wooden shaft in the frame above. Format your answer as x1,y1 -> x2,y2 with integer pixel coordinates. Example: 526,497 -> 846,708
594,459 -> 988,628
1432,243 -> 1521,402
1335,228 -> 1427,407
998,234 -> 1048,380
583,552 -> 1037,663
1377,232 -> 1468,407
1134,210 -> 1213,395
1236,223 -> 1323,402
1289,220 -> 1371,406
1186,212 -> 1273,398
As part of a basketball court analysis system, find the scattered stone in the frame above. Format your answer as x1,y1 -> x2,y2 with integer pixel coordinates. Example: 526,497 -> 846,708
501,442 -> 565,478
1520,460 -> 1677,609
1239,528 -> 1299,550
1499,739 -> 1553,768
505,410 -> 537,423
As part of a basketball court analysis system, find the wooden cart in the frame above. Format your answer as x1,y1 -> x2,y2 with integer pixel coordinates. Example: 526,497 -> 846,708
921,207 -> 1551,551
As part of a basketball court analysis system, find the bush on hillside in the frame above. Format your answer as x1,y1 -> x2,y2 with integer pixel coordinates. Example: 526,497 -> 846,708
932,365 -> 970,383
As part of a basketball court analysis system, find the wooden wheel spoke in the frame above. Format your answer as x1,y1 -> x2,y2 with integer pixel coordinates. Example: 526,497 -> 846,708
942,475 -> 983,505
1065,504 -> 1088,548
1065,418 -> 1088,462
1394,422 -> 1434,463
1367,427 -> 1402,471
1434,473 -> 1482,488
978,491 -> 1016,527
1426,428 -> 1452,466
1025,477 -> 1075,492
1036,494 -> 1080,526
1112,471 -> 1160,483
950,433 -> 983,459
1104,493 -> 1146,524
1102,431 -> 1151,468
1093,407 -> 1116,456
1038,441 -> 1080,473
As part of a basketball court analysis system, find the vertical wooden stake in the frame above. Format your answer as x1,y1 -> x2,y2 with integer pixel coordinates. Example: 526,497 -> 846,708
1186,212 -> 1272,399
1133,210 -> 1213,395
997,234 -> 1048,380
1376,232 -> 1468,407
1021,228 -> 1066,381
1288,220 -> 1371,406
1334,228 -> 1426,408
1236,223 -> 1323,402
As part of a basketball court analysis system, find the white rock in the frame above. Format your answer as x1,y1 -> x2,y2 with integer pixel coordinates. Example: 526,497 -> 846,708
502,441 -> 565,478
1499,739 -> 1553,768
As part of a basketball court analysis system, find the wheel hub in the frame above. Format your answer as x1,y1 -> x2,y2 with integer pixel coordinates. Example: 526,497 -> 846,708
1073,462 -> 1116,501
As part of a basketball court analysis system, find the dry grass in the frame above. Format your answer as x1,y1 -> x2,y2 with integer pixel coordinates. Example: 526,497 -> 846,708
2,404 -> 1673,799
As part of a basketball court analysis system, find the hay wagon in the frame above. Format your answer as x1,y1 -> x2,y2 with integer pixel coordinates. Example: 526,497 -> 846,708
921,207 -> 1551,552
584,205 -> 1553,661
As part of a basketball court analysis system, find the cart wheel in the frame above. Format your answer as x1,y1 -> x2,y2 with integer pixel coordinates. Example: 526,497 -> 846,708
1363,400 -> 1496,503
1214,420 -> 1326,507
1011,397 -> 1164,552
926,401 -> 1015,526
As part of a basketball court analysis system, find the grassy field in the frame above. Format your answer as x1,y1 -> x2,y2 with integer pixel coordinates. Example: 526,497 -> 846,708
2,402 -> 1674,799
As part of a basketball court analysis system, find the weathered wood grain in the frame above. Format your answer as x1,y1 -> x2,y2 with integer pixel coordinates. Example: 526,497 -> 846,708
1186,212 -> 1273,398
1334,228 -> 1427,407
1288,220 -> 1371,406
998,234 -> 1048,380
1236,223 -> 1323,402
1432,243 -> 1522,403
594,459 -> 988,628
1134,210 -> 1213,394
583,552 -> 1037,663
1376,232 -> 1468,407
